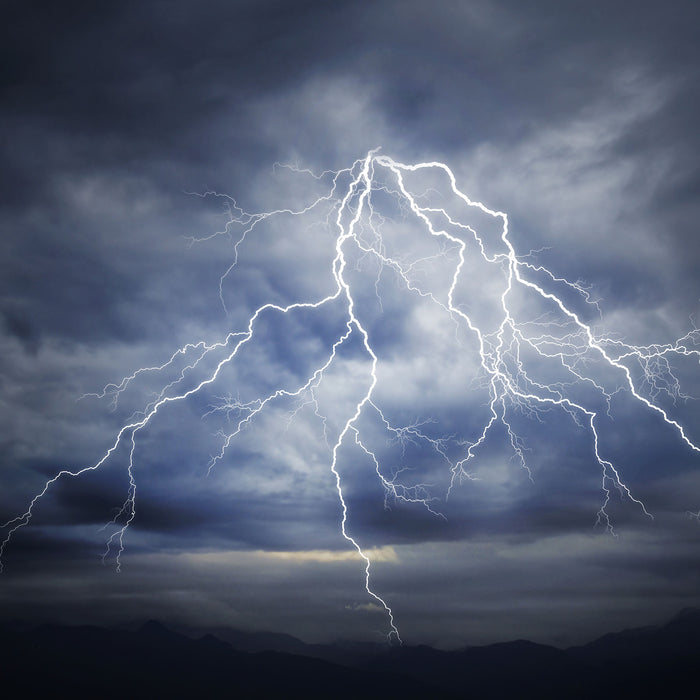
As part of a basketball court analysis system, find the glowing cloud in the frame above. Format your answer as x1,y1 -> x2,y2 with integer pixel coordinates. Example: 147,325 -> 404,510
2,152 -> 699,644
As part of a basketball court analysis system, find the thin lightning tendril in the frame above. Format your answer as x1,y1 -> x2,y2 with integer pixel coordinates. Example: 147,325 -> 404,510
2,151 -> 699,644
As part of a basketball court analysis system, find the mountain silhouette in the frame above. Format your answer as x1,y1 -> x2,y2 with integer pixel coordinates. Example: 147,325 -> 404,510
0,619 -> 446,699
2,610 -> 699,698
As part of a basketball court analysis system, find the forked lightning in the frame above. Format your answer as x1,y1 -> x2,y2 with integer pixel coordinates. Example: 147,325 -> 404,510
3,151 -> 699,643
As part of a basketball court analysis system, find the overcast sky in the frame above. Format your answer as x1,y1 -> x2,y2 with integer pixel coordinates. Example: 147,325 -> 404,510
2,0 -> 700,649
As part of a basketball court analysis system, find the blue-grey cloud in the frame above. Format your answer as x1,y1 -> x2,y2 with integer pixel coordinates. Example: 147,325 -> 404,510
1,0 -> 700,648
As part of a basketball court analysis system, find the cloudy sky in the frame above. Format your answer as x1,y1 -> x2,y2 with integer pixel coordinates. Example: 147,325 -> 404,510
2,0 -> 700,649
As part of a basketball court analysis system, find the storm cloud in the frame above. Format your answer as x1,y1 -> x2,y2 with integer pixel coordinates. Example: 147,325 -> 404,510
2,0 -> 700,647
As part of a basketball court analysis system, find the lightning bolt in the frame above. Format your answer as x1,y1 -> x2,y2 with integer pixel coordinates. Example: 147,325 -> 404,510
2,151 -> 699,645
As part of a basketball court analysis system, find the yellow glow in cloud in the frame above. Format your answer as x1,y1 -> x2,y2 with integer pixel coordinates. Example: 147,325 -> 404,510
263,546 -> 399,564
182,546 -> 399,566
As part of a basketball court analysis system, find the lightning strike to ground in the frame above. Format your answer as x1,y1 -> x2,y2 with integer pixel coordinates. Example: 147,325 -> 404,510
2,151 -> 700,643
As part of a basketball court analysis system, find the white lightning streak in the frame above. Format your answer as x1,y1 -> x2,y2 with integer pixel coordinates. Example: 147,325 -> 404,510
2,151 -> 699,643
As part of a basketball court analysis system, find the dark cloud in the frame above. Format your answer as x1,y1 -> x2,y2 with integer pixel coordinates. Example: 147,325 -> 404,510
2,309 -> 40,355
1,0 -> 700,647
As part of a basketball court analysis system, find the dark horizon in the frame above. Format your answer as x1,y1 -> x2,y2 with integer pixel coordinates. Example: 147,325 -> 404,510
7,603 -> 698,651
4,607 -> 700,698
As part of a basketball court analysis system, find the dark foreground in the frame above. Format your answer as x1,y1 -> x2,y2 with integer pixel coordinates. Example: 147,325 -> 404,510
2,609 -> 699,698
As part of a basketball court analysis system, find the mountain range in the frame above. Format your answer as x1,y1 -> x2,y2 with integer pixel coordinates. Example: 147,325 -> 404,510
2,608 -> 699,698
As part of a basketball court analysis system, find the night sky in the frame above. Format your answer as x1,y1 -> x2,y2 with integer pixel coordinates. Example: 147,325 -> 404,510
2,0 -> 700,650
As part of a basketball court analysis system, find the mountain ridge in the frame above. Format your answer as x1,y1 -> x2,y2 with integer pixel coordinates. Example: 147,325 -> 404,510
2,609 -> 699,698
